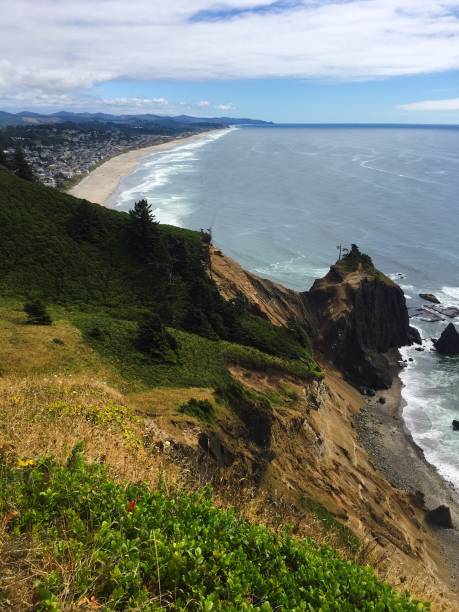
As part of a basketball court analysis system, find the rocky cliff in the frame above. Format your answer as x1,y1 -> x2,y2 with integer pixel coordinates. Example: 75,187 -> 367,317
212,244 -> 419,390
304,246 -> 420,389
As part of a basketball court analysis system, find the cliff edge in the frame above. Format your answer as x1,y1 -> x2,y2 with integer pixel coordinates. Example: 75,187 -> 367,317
304,245 -> 420,389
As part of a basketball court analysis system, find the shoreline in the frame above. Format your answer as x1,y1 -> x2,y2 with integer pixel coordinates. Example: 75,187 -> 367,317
67,129 -> 224,206
354,373 -> 459,591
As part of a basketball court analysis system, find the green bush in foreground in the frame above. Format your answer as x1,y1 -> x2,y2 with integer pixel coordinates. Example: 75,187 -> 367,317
0,447 -> 427,611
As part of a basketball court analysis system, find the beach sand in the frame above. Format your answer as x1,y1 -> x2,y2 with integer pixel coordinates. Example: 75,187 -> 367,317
354,377 -> 459,592
67,130 -> 221,206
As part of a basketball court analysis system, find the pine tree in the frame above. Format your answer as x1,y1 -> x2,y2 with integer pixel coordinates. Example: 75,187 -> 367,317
67,200 -> 108,244
13,148 -> 34,181
24,299 -> 52,325
128,199 -> 159,260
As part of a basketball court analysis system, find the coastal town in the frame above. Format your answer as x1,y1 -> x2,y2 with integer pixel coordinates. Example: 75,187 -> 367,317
0,124 -> 199,189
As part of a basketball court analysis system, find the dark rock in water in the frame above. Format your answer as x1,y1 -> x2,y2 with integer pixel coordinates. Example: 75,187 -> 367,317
433,323 -> 459,356
428,304 -> 459,319
408,307 -> 444,323
408,326 -> 422,345
452,420 -> 459,431
366,388 -> 376,397
426,505 -> 454,528
415,347 -> 424,352
419,293 -> 440,304
378,396 -> 386,404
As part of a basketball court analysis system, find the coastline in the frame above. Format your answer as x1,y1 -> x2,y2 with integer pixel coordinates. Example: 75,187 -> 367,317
354,373 -> 459,591
67,129 -> 223,206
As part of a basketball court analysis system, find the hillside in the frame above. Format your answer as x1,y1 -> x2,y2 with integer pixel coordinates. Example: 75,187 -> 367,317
0,170 -> 454,609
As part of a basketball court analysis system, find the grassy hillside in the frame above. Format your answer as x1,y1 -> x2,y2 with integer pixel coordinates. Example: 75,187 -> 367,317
0,169 -> 318,378
0,170 -> 432,609
0,447 -> 426,611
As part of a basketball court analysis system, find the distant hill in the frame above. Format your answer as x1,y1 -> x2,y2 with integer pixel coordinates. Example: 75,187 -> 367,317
0,110 -> 272,128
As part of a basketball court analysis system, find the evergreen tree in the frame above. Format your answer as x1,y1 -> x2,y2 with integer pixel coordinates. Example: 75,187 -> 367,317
13,148 -> 34,181
128,199 -> 159,260
135,313 -> 177,359
24,299 -> 52,325
67,200 -> 108,244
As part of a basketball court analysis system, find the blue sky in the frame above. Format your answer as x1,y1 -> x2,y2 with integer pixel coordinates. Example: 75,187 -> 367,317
1,1 -> 459,123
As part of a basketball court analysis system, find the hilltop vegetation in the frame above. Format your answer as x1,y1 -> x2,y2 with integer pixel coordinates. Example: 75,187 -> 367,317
0,446 -> 426,611
0,168 -> 316,379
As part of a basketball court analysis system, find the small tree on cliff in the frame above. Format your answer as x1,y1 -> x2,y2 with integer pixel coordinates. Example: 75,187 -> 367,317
24,299 -> 52,325
128,199 -> 159,260
135,313 -> 177,360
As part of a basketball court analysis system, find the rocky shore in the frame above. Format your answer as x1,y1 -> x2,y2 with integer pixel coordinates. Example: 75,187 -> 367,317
354,376 -> 459,592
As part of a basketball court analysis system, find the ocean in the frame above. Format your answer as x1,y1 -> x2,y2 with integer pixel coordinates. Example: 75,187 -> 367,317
110,125 -> 459,490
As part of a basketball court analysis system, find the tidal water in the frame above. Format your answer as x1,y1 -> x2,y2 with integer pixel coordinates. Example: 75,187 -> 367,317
111,125 -> 459,489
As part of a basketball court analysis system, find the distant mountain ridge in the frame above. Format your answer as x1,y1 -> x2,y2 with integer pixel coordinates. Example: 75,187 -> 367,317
0,110 -> 272,128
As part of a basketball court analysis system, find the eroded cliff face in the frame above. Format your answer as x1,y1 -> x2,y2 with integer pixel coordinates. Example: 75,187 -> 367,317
205,246 -> 454,608
304,256 -> 420,389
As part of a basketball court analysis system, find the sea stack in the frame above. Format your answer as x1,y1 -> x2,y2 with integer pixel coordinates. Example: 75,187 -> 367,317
433,323 -> 459,356
304,244 -> 419,389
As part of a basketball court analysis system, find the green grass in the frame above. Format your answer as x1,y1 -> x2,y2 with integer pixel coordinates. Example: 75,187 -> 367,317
0,168 -> 319,374
69,308 -> 319,389
0,447 -> 428,611
179,398 -> 215,423
299,496 -> 360,553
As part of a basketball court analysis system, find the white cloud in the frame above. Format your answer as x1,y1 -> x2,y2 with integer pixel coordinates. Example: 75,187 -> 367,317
1,1 -> 459,108
198,100 -> 210,107
400,97 -> 459,111
216,103 -> 235,111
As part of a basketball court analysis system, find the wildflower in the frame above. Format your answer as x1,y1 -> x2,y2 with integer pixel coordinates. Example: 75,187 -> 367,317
16,458 -> 35,469
126,500 -> 137,513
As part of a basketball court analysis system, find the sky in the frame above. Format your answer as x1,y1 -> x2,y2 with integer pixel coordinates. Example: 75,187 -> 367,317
1,0 -> 459,123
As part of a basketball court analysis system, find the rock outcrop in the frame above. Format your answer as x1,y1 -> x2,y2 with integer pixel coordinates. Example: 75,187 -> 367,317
303,246 -> 419,389
426,505 -> 454,529
419,293 -> 440,304
433,323 -> 459,356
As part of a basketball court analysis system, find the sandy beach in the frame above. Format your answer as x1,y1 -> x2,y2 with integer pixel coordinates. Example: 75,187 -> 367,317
354,376 -> 459,592
68,130 -> 222,206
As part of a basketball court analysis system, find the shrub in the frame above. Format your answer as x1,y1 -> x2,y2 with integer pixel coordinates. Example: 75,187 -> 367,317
217,381 -> 273,447
23,299 -> 52,325
0,449 -> 428,611
179,398 -> 215,422
135,313 -> 177,361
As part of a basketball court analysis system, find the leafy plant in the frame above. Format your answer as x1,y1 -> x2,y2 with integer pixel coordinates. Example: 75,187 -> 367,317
0,448 -> 428,610
179,398 -> 215,423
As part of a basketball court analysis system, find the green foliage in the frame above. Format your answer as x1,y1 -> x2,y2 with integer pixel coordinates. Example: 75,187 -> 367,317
67,199 -> 109,244
23,299 -> 52,325
72,308 -> 316,389
233,313 -> 311,360
0,169 -> 319,372
12,148 -> 35,181
127,198 -> 160,260
217,381 -> 273,447
135,313 -> 178,362
300,496 -> 360,553
0,449 -> 428,610
179,398 -> 215,423
337,244 -> 393,285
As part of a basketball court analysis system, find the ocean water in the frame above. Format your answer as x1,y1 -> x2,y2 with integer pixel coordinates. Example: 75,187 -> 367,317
111,125 -> 459,490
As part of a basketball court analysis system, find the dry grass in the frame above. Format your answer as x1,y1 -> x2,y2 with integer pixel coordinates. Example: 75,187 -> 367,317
0,307 -> 456,610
